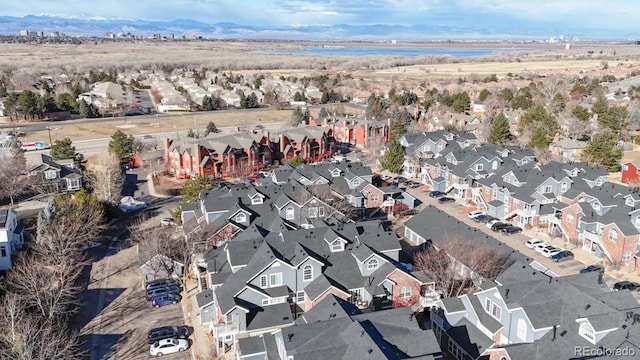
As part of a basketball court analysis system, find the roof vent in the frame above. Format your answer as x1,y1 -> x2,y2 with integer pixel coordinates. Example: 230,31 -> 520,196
585,304 -> 591,311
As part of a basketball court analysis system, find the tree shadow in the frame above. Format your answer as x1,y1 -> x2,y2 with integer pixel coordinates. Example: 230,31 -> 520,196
81,329 -> 135,360
122,173 -> 139,196
72,287 -> 126,330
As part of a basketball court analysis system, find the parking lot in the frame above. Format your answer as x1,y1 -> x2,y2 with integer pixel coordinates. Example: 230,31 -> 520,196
77,236 -> 191,360
402,184 -> 640,302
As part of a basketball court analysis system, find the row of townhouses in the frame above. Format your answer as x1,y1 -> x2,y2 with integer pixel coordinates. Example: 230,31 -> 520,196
164,116 -> 393,180
178,161 -> 435,355
400,130 -> 640,274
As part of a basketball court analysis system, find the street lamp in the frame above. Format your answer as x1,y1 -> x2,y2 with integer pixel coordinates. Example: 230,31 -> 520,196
46,126 -> 53,147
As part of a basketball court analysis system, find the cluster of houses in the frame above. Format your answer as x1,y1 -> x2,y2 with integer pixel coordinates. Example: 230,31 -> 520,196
163,117 -> 392,180
400,130 -> 640,273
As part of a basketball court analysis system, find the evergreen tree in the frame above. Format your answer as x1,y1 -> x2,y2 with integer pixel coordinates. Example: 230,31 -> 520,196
108,129 -> 135,161
181,176 -> 214,203
598,105 -> 628,133
478,89 -> 491,101
204,121 -> 220,136
582,131 -> 623,172
487,113 -> 512,144
50,137 -> 76,160
36,199 -> 56,243
591,97 -> 609,116
389,119 -> 406,142
519,105 -> 558,136
317,107 -> 329,120
288,157 -> 306,168
186,129 -> 198,138
528,127 -> 549,149
572,105 -> 591,121
381,140 -> 405,174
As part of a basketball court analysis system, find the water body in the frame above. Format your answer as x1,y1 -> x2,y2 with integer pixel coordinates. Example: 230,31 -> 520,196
259,46 -> 527,57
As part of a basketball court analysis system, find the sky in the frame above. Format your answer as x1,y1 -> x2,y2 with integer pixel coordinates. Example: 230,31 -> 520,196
3,0 -> 639,36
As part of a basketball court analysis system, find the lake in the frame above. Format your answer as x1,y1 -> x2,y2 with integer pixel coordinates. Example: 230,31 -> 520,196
258,45 -> 527,57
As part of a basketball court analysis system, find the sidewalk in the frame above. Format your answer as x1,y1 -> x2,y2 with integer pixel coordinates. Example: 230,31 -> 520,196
181,276 -> 216,360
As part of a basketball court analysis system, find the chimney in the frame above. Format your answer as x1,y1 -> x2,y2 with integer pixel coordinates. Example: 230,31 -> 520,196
505,289 -> 510,298
279,134 -> 286,154
264,131 -> 270,144
193,143 -> 202,175
163,138 -> 171,162
552,325 -> 557,341
236,126 -> 241,132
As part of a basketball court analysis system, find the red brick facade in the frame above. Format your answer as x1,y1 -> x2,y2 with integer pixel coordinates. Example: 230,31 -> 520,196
387,269 -> 422,307
621,161 -> 640,185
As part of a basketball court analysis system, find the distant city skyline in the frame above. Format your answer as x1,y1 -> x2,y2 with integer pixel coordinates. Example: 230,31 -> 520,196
2,0 -> 639,37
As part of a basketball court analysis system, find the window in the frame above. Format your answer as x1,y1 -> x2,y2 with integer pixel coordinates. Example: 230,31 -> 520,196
485,187 -> 490,194
285,207 -> 294,220
566,214 -> 574,223
331,240 -> 344,252
623,164 -> 629,171
367,258 -> 379,270
353,179 -> 360,186
484,298 -> 491,312
251,197 -> 263,205
623,251 -> 632,261
399,286 -> 412,299
543,185 -> 552,194
318,207 -> 325,217
44,170 -> 57,180
303,264 -> 313,281
296,291 -> 305,303
516,318 -> 527,341
579,323 -> 595,343
448,339 -> 465,360
226,313 -> 234,323
269,273 -> 283,287
492,160 -> 499,170
262,299 -> 269,306
260,275 -> 267,288
0,246 -> 6,257
475,163 -> 484,171
235,213 -> 246,223
491,304 -> 502,321
513,199 -> 519,207
561,182 -> 568,192
593,202 -> 601,211
371,195 -> 379,202
608,229 -> 618,242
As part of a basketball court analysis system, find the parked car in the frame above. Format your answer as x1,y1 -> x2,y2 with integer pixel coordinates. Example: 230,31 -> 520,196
392,176 -> 407,184
438,197 -> 455,204
467,210 -> 485,219
152,293 -> 182,307
142,134 -> 153,139
473,215 -> 495,223
486,219 -> 501,229
536,245 -> 557,255
551,251 -> 574,262
407,181 -> 421,188
580,265 -> 605,274
160,218 -> 175,226
429,191 -> 445,198
148,326 -> 191,344
501,226 -> 523,235
149,338 -> 190,356
613,281 -> 640,291
526,238 -> 546,249
541,246 -> 563,258
380,175 -> 391,181
490,222 -> 511,232
146,285 -> 182,300
146,279 -> 179,291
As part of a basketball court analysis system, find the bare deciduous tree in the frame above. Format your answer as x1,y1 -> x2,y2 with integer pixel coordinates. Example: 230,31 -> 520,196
413,236 -> 509,298
86,152 -> 124,204
0,152 -> 33,206
534,147 -> 554,165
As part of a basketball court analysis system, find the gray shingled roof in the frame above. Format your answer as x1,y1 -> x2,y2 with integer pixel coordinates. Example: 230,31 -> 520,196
196,289 -> 214,308
447,317 -> 493,358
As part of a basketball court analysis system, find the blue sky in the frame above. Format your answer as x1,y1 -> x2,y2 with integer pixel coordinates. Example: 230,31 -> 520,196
3,0 -> 639,36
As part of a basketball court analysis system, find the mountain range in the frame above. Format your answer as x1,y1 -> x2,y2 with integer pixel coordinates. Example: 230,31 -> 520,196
0,15 -> 627,41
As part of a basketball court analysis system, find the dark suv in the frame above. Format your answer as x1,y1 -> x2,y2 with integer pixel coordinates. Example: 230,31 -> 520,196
500,225 -> 522,235
147,326 -> 191,344
490,222 -> 510,232
146,279 -> 179,291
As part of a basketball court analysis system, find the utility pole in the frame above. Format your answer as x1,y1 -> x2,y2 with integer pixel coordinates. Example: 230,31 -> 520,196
46,126 -> 52,147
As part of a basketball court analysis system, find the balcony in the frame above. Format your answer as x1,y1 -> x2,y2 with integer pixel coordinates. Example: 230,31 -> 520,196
583,230 -> 602,243
517,208 -> 537,217
420,290 -> 441,309
213,321 -> 239,338
453,182 -> 469,190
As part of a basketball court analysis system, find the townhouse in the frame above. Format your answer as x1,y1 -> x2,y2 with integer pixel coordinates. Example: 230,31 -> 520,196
397,129 -> 640,272
432,261 -> 640,360
204,221 -> 429,354
164,126 -> 335,179
309,116 -> 391,149
0,208 -> 24,271
237,294 -> 443,360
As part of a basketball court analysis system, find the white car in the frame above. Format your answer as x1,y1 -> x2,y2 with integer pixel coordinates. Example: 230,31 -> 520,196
536,244 -> 557,255
542,247 -> 563,258
160,218 -> 175,226
533,242 -> 551,253
526,238 -> 546,249
150,338 -> 189,356
467,210 -> 485,219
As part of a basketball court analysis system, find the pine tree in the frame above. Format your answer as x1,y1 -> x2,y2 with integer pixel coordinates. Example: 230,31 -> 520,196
204,121 -> 220,136
318,107 -> 329,120
487,113 -> 512,144
528,127 -> 549,149
389,119 -> 406,142
108,129 -> 135,161
582,130 -> 623,172
381,140 -> 405,174
51,138 -> 76,160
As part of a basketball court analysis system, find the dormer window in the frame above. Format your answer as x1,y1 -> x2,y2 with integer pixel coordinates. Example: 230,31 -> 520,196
579,323 -> 596,344
595,179 -> 603,186
626,198 -> 635,207
286,207 -> 294,220
353,179 -> 360,186
593,202 -> 601,211
251,196 -> 263,205
475,164 -> 483,171
367,258 -> 379,270
235,213 -> 247,223
331,240 -> 344,252
561,182 -> 568,192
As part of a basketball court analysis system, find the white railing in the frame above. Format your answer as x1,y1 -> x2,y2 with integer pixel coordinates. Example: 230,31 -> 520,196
213,322 -> 239,337
517,208 -> 537,217
453,182 -> 469,190
583,230 -> 602,243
